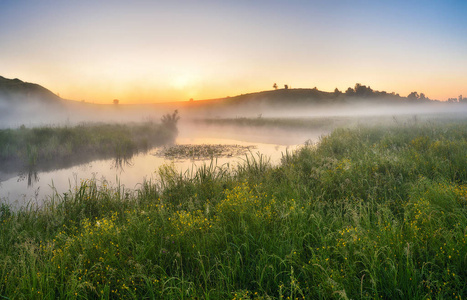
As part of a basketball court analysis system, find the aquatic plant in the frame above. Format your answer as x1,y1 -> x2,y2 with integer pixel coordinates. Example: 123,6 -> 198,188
155,143 -> 255,160
161,110 -> 180,133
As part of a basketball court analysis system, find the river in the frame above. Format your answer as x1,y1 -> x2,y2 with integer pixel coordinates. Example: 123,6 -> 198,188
0,125 -> 326,209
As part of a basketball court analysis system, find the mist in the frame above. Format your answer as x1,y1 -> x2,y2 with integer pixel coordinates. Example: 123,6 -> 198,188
2,93 -> 467,135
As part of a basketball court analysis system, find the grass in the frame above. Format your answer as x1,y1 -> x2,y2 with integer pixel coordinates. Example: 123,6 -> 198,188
193,116 -> 351,133
0,122 -> 177,171
1,119 -> 467,299
194,112 -> 467,133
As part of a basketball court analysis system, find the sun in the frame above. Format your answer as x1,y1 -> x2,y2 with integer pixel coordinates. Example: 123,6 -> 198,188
170,73 -> 196,90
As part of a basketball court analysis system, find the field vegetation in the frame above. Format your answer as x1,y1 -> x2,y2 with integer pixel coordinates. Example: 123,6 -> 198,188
194,113 -> 467,132
1,118 -> 467,299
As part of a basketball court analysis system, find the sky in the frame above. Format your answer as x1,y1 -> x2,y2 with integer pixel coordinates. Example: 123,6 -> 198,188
1,0 -> 466,103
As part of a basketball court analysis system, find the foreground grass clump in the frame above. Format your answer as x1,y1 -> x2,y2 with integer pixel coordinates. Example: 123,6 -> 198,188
1,121 -> 467,299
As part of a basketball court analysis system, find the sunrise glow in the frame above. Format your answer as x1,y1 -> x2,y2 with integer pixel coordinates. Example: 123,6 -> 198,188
1,1 -> 466,103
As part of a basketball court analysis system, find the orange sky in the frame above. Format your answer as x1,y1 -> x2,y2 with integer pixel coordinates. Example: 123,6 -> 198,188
1,1 -> 466,103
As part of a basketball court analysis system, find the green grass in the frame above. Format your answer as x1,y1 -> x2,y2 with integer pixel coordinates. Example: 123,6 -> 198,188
194,116 -> 350,131
194,112 -> 467,133
1,120 -> 467,299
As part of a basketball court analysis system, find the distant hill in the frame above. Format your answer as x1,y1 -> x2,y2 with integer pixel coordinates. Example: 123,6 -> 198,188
174,84 -> 440,118
0,76 -> 67,127
186,84 -> 435,108
0,76 -> 63,105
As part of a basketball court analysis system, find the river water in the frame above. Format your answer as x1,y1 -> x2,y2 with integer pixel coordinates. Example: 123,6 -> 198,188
0,125 -> 325,208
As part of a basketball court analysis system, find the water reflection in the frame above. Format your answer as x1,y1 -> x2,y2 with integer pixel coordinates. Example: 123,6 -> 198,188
0,134 -> 307,207
112,153 -> 134,171
17,167 -> 39,187
1,145 -> 143,187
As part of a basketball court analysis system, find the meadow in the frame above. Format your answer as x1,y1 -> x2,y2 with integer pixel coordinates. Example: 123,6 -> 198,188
1,118 -> 467,299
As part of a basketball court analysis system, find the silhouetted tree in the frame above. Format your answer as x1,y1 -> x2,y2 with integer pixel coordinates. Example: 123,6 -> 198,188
284,84 -> 289,90
407,92 -> 419,100
334,88 -> 342,96
419,93 -> 426,100
354,83 -> 374,97
345,87 -> 355,96
273,83 -> 278,90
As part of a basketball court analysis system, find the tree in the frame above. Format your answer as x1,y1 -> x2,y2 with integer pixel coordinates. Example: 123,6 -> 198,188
419,93 -> 426,100
113,99 -> 119,105
407,92 -> 419,100
284,84 -> 289,90
345,87 -> 355,96
273,83 -> 278,90
354,83 -> 373,97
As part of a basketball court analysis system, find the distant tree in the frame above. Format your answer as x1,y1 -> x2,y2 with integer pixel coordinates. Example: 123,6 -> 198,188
284,84 -> 289,90
345,87 -> 355,96
354,83 -> 374,97
113,99 -> 119,105
189,98 -> 194,102
273,83 -> 278,90
419,93 -> 426,100
407,92 -> 419,100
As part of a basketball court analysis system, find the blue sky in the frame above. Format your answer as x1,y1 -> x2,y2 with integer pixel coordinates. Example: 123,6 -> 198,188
1,0 -> 466,103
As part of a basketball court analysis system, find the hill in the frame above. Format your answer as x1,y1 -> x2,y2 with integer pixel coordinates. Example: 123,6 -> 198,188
188,84 -> 437,107
0,76 -> 67,127
0,76 -> 63,105
175,84 -> 440,119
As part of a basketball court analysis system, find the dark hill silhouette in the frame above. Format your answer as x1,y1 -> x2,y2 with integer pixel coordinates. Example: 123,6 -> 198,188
174,84 -> 439,118
0,76 -> 63,105
187,84 -> 435,107
0,76 -> 67,127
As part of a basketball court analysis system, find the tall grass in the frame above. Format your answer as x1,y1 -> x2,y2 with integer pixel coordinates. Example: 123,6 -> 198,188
1,120 -> 467,298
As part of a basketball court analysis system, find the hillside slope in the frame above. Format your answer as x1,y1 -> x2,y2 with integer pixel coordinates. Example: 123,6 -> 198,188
0,76 -> 63,105
0,76 -> 67,127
